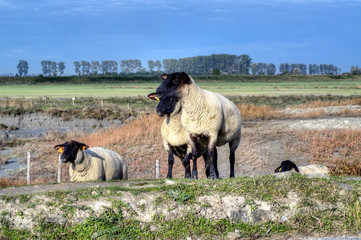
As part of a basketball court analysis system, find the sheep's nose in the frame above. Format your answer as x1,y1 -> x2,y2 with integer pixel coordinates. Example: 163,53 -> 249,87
156,106 -> 165,117
156,110 -> 165,117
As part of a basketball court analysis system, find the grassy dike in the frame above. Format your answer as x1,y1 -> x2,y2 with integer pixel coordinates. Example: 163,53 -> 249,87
1,174 -> 361,239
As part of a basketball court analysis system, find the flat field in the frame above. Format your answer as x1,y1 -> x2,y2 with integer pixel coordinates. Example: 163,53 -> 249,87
1,79 -> 361,98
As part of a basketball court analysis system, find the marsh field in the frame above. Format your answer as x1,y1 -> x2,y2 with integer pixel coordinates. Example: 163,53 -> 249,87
1,75 -> 361,239
1,74 -> 361,182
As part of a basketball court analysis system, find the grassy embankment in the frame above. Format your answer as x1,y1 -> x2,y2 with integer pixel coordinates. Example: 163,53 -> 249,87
1,175 -> 361,239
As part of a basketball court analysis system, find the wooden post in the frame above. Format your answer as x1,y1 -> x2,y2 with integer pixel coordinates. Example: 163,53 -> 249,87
155,160 -> 160,179
72,97 -> 76,105
57,154 -> 62,183
101,99 -> 104,107
27,152 -> 31,185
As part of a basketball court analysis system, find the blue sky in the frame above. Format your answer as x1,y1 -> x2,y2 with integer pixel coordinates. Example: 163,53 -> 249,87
0,0 -> 360,75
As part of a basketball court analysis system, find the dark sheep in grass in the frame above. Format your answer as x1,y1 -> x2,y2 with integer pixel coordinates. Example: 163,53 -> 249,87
275,160 -> 329,176
155,72 -> 242,179
54,140 -> 128,182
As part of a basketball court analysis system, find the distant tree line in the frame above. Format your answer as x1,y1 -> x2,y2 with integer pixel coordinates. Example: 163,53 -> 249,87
162,54 -> 252,75
14,55 -> 357,77
351,66 -> 361,75
250,63 -> 276,75
72,59 -> 154,76
278,63 -> 341,75
40,60 -> 66,76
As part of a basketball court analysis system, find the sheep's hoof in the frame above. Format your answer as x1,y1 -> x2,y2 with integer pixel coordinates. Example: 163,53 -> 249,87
208,172 -> 218,180
191,172 -> 198,179
184,173 -> 191,179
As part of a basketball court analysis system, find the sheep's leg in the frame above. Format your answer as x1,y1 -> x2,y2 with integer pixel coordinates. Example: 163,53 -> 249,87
203,153 -> 209,177
189,135 -> 198,179
214,147 -> 219,178
203,147 -> 218,178
192,157 -> 198,179
229,138 -> 240,178
207,136 -> 218,180
229,149 -> 235,178
182,153 -> 192,178
167,146 -> 174,179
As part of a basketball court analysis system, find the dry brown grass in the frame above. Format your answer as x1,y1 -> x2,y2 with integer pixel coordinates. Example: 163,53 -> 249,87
0,177 -> 26,188
237,98 -> 361,121
238,104 -> 281,120
300,129 -> 361,176
288,98 -> 361,109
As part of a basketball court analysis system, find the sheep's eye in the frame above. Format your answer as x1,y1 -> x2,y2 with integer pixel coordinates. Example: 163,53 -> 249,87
173,78 -> 179,84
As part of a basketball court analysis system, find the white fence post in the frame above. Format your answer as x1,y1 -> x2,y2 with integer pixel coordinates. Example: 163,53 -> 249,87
27,152 -> 31,185
57,154 -> 62,183
155,160 -> 160,179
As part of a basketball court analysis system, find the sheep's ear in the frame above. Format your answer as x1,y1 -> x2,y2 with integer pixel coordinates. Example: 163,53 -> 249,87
54,144 -> 65,153
180,72 -> 191,84
81,144 -> 89,150
161,74 -> 168,80
148,93 -> 160,102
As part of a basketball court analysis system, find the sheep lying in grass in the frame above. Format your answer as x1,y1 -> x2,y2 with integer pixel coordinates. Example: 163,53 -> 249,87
54,140 -> 128,182
275,160 -> 329,176
155,72 -> 242,179
148,93 -> 218,179
274,160 -> 300,173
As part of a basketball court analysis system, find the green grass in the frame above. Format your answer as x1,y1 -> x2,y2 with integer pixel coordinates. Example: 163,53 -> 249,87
0,79 -> 360,98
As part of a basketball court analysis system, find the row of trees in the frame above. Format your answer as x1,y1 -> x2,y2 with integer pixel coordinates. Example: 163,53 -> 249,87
162,54 -> 252,75
17,60 -> 66,76
41,61 -> 66,76
279,63 -> 341,75
15,56 -> 350,76
250,63 -> 276,75
351,66 -> 361,75
73,60 -> 149,75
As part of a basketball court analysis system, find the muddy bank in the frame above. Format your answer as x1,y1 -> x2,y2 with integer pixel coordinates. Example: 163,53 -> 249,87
0,112 -> 124,140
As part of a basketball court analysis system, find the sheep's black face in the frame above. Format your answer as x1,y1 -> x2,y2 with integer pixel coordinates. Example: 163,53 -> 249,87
156,72 -> 191,99
156,94 -> 179,117
275,160 -> 299,173
54,140 -> 89,163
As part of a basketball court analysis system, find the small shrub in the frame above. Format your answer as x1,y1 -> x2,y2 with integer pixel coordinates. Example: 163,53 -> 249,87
9,126 -> 18,131
0,123 -> 8,130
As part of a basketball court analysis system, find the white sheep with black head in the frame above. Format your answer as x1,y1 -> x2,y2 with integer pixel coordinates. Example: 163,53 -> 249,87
148,93 -> 218,179
54,140 -> 128,182
275,160 -> 329,176
155,72 -> 242,179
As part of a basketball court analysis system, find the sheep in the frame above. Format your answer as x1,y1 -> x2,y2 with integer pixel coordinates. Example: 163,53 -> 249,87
155,72 -> 242,179
54,140 -> 128,182
148,93 -> 219,179
275,160 -> 329,176
274,160 -> 300,173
